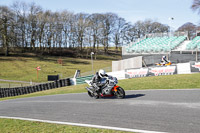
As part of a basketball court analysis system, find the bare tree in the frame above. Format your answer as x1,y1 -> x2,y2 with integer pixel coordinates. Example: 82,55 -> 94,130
36,10 -> 49,51
11,1 -> 28,50
121,23 -> 136,43
88,13 -> 104,50
112,17 -> 126,50
101,13 -> 117,53
191,0 -> 200,14
133,19 -> 168,38
60,10 -> 74,48
75,13 -> 89,51
0,6 -> 15,56
134,20 -> 145,39
27,2 -> 42,50
43,10 -> 55,53
177,22 -> 197,39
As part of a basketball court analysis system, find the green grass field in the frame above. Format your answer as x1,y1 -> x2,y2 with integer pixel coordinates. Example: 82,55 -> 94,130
0,55 -> 118,82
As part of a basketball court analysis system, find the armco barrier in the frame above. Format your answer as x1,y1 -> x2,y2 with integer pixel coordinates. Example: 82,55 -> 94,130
76,75 -> 94,85
0,78 -> 72,98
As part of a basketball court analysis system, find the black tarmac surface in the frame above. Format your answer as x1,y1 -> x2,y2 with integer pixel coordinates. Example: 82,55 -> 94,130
0,89 -> 200,133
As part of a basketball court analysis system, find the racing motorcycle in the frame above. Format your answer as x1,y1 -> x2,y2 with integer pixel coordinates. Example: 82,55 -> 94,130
155,61 -> 172,66
85,76 -> 125,99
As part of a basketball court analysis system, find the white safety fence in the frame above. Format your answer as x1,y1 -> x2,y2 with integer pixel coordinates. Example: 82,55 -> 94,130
107,62 -> 200,80
72,61 -> 200,85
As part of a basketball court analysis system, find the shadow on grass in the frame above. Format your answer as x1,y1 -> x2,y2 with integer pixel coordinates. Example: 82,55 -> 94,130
70,60 -> 90,65
36,56 -> 90,65
0,56 -> 29,62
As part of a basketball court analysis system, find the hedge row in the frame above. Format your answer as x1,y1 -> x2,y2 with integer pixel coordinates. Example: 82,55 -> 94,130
0,78 -> 71,98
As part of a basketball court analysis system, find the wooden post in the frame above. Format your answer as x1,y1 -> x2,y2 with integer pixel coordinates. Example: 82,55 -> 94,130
35,66 -> 41,80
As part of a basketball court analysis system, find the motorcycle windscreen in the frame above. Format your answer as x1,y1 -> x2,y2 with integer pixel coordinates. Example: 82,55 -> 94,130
100,78 -> 107,84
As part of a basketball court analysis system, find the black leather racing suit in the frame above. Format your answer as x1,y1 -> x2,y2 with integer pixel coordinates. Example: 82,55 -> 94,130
91,72 -> 108,91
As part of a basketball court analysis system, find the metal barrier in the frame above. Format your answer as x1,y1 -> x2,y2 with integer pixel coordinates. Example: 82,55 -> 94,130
76,75 -> 94,85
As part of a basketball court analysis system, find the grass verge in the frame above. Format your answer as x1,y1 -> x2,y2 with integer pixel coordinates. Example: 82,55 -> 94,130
118,73 -> 200,90
0,118 -> 129,133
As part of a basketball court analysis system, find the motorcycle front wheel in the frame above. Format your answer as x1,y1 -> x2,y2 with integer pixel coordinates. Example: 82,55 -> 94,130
114,87 -> 125,99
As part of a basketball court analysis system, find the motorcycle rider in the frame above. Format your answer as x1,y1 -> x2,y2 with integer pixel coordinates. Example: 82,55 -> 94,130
160,56 -> 169,65
91,69 -> 108,92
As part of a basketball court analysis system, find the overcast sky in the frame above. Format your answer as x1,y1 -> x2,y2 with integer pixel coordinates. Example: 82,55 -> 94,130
1,0 -> 200,30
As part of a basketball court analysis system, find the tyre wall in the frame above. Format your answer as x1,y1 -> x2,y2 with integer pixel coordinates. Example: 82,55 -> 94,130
0,78 -> 71,98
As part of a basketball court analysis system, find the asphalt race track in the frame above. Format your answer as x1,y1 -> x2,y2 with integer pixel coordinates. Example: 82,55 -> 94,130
0,89 -> 200,133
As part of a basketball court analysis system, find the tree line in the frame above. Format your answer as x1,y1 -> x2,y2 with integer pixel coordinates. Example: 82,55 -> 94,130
0,1 -> 170,56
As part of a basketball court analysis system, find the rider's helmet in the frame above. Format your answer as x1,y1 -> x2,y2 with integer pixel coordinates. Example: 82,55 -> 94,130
162,56 -> 166,60
98,69 -> 106,78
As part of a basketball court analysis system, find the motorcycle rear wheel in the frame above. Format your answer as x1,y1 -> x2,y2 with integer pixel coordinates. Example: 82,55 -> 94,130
114,87 -> 125,99
88,91 -> 99,99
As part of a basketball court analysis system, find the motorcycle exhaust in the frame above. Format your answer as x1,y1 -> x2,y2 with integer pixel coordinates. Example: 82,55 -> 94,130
85,87 -> 94,94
